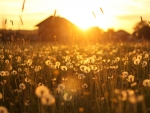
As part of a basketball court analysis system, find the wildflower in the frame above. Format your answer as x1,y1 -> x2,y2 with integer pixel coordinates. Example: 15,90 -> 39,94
63,93 -> 72,101
5,71 -> 9,76
144,53 -> 149,58
132,56 -> 136,61
93,68 -> 100,73
0,71 -> 6,76
16,56 -> 21,62
18,68 -> 22,72
0,106 -> 8,113
137,95 -> 144,102
83,66 -> 91,73
8,55 -> 12,59
19,83 -> 26,90
35,85 -> 49,98
55,61 -> 60,68
128,95 -> 137,104
114,89 -> 120,94
62,77 -> 68,81
14,89 -> 22,93
143,79 -> 150,87
5,60 -> 9,64
121,91 -> 127,101
127,89 -> 135,96
64,56 -> 71,62
38,83 -> 44,86
142,61 -> 147,67
45,60 -> 51,65
115,57 -> 120,62
24,99 -> 31,106
131,82 -> 137,87
126,75 -> 134,82
121,71 -> 128,79
88,57 -> 95,63
134,58 -> 140,65
137,55 -> 142,60
25,77 -> 31,83
108,76 -> 113,79
78,74 -> 85,79
11,70 -> 17,75
57,84 -> 65,93
0,93 -> 2,99
34,66 -> 42,72
82,84 -> 88,89
1,80 -> 7,85
27,59 -> 33,66
80,65 -> 86,72
90,65 -> 97,71
61,66 -> 67,71
41,94 -> 55,105
66,62 -> 73,68
77,55 -> 83,60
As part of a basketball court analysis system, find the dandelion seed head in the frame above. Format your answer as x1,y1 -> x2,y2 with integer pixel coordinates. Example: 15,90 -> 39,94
142,61 -> 147,67
129,96 -> 137,104
121,71 -> 128,79
63,93 -> 72,101
131,82 -> 137,87
126,75 -> 134,82
5,60 -> 9,64
35,85 -> 49,98
82,83 -> 88,89
19,83 -> 26,90
137,95 -> 144,102
143,79 -> 150,87
61,66 -> 68,71
0,93 -> 2,99
78,73 -> 85,79
25,77 -> 31,83
0,106 -> 8,113
114,89 -> 120,94
41,94 -> 55,106
57,84 -> 65,93
11,70 -> 17,75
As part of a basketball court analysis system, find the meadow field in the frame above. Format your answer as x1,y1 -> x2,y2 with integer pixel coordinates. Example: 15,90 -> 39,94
0,41 -> 150,113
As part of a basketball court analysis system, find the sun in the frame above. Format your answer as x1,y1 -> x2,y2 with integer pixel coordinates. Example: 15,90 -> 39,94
59,0 -> 109,31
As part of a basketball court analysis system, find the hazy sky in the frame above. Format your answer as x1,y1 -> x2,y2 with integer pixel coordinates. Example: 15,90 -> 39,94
0,0 -> 150,33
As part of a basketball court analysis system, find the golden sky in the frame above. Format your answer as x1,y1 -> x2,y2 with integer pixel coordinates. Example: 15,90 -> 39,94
0,0 -> 150,33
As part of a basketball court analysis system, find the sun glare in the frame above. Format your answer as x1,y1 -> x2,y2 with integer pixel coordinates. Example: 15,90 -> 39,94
57,0 -> 110,31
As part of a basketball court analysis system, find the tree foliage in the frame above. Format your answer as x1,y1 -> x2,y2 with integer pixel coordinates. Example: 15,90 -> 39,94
133,20 -> 150,40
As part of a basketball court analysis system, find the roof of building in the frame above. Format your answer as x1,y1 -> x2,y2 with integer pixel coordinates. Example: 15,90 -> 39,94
35,16 -> 76,27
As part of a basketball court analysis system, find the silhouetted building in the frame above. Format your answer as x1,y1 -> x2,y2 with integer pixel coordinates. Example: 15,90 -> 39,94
115,30 -> 130,41
35,16 -> 79,42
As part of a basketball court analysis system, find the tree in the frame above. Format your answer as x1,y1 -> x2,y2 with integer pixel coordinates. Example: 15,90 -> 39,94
133,20 -> 150,40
